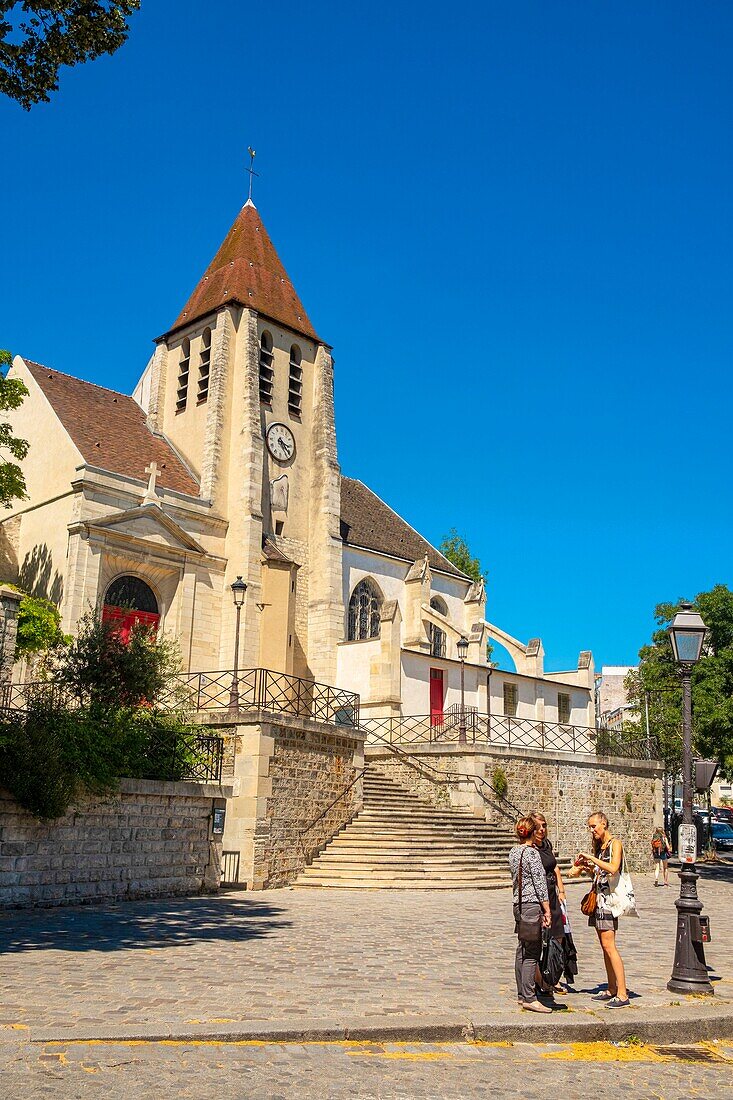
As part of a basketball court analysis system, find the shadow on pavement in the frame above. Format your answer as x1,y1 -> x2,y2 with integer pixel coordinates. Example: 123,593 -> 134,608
0,894 -> 291,954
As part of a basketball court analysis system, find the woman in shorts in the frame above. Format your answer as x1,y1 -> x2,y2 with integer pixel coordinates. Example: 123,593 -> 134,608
576,811 -> 629,1009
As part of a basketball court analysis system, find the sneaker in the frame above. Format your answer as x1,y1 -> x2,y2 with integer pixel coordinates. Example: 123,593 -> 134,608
591,991 -> 614,1000
521,1000 -> 553,1014
606,997 -> 630,1009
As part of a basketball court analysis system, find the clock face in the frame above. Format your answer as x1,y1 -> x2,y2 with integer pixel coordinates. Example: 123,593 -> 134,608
266,422 -> 296,463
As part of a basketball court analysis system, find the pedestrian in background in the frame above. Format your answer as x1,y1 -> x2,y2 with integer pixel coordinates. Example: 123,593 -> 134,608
576,811 -> 630,1009
651,826 -> 672,887
509,815 -> 552,1013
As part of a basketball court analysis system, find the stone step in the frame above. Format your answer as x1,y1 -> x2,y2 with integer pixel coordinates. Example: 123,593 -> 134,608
293,763 -> 520,891
299,866 -> 510,881
327,827 -> 510,844
295,878 -> 511,890
311,858 -> 509,872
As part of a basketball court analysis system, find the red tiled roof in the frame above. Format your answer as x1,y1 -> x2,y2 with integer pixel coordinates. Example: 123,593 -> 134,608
340,477 -> 467,578
24,361 -> 200,497
169,201 -> 319,341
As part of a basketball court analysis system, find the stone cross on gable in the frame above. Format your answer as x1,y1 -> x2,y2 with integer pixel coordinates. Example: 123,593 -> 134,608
142,461 -> 161,507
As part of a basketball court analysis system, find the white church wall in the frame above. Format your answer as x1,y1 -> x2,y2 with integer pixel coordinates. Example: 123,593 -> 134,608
429,571 -> 472,640
401,651 -> 483,715
336,637 -> 381,699
341,546 -> 406,634
488,668 -> 593,725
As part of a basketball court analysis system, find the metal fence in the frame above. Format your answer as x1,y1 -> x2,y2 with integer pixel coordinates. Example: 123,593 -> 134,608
0,681 -> 224,783
170,667 -> 360,728
360,710 -> 658,760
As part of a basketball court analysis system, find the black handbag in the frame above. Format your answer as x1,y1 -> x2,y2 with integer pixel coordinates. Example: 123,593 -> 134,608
516,848 -> 543,944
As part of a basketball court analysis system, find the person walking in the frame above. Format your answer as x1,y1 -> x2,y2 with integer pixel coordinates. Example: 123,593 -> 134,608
532,812 -> 568,996
576,811 -> 630,1008
651,826 -> 672,886
509,815 -> 552,1013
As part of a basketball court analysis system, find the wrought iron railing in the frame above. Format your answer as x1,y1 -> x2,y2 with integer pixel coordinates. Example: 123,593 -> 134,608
0,682 -> 224,783
360,710 -> 659,760
168,667 -> 360,728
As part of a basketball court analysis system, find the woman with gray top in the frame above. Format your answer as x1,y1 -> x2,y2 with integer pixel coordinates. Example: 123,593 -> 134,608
509,815 -> 552,1012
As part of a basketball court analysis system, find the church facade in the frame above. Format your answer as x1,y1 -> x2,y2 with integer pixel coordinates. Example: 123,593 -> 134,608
1,199 -> 595,727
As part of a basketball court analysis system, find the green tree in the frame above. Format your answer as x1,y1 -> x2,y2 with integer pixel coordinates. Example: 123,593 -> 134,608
0,349 -> 29,507
15,590 -> 67,657
0,1 -> 139,110
627,584 -> 733,776
439,528 -> 485,583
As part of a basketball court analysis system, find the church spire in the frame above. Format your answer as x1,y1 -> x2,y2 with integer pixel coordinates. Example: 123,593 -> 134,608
245,146 -> 258,206
167,200 -> 318,341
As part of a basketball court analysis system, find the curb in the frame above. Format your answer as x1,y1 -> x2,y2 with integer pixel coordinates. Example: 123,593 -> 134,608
24,1002 -> 733,1047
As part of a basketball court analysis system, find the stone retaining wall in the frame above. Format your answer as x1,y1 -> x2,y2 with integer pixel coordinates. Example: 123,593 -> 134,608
203,711 -> 365,889
0,778 -> 232,908
366,744 -> 663,871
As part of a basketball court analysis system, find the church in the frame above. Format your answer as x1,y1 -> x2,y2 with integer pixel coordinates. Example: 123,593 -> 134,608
1,197 -> 595,729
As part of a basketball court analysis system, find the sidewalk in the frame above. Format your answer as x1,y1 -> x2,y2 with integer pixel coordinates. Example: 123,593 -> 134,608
1,866 -> 731,1046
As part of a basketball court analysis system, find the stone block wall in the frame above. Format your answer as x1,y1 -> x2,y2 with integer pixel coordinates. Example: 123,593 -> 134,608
255,722 -> 363,887
0,778 -> 232,908
209,711 -> 365,890
0,585 -> 21,682
366,744 -> 663,871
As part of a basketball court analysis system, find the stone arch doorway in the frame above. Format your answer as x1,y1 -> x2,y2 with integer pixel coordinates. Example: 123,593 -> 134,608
102,575 -> 160,642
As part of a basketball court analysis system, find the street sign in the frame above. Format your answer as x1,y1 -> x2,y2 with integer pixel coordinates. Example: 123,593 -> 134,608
678,823 -> 697,864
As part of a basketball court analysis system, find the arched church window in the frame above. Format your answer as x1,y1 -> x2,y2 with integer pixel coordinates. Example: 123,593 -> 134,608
176,339 -> 190,413
198,328 -> 211,403
259,331 -> 274,405
428,596 -> 447,658
102,575 -> 160,641
288,345 -> 303,416
347,579 -> 382,641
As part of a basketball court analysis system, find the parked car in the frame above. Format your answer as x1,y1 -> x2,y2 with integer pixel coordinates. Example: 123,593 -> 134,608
711,821 -> 733,851
713,806 -> 733,825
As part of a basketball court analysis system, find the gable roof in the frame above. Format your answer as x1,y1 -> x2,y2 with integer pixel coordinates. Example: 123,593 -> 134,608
340,477 -> 467,579
168,200 -> 319,341
24,360 -> 200,497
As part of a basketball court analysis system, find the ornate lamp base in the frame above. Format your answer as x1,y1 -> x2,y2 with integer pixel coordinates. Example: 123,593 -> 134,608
667,864 -> 714,996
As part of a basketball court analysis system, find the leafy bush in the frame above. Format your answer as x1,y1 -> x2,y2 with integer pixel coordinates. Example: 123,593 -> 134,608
0,613 -> 208,819
492,765 -> 508,798
0,582 -> 68,658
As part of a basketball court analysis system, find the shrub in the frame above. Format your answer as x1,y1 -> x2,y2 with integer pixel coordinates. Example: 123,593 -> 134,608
0,612 -> 207,819
492,766 -> 508,799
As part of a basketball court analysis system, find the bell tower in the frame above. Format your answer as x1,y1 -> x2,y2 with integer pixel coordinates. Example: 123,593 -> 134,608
141,196 -> 343,682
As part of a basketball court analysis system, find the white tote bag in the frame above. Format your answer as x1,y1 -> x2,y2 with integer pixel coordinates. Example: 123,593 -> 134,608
606,847 -> 638,919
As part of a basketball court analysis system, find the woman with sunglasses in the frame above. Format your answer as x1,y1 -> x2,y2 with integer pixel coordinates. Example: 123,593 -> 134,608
576,811 -> 629,1009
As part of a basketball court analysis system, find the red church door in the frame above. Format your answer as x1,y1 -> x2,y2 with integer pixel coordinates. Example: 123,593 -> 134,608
102,576 -> 160,643
430,668 -> 444,726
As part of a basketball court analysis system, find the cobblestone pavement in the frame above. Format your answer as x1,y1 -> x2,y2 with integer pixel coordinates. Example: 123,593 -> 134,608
1,1037 -> 733,1099
1,867 -> 731,1039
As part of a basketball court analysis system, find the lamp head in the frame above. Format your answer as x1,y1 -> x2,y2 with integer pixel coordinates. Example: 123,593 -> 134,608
231,575 -> 247,607
668,602 -> 706,666
456,635 -> 469,661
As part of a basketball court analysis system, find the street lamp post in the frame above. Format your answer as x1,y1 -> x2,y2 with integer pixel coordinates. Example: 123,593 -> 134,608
667,602 -> 713,996
457,635 -> 469,745
229,576 -> 247,710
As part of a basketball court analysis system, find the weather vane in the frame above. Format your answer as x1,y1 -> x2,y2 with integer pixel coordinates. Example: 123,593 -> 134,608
246,146 -> 259,203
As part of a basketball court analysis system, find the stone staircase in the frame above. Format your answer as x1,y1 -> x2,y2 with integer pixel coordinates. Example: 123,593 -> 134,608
294,765 -> 517,889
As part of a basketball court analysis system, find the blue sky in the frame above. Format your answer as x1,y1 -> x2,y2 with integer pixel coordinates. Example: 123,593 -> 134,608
2,1 -> 732,672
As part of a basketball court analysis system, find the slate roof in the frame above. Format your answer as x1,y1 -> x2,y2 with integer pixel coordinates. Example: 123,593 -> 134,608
340,477 -> 466,578
24,360 -> 200,497
169,201 -> 319,341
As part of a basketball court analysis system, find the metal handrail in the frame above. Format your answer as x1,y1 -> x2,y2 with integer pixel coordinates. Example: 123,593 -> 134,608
359,710 -> 659,761
365,729 -> 524,821
297,768 -> 365,864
